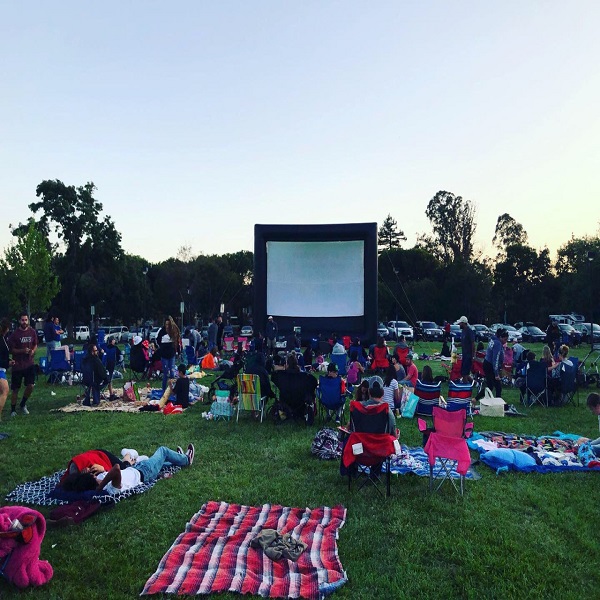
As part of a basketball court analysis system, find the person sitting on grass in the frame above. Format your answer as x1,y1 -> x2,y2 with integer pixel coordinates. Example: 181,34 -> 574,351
420,364 -> 434,384
201,347 -> 219,370
170,364 -> 190,409
397,354 -> 418,388
61,444 -> 195,494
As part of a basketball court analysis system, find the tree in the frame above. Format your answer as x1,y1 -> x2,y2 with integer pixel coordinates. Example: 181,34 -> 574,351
417,191 -> 476,265
0,220 -> 60,316
493,213 -> 528,250
378,214 -> 406,253
14,180 -> 122,331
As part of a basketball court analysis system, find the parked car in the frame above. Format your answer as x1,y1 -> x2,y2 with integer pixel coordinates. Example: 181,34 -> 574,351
240,325 -> 253,337
149,327 -> 161,343
449,324 -> 462,343
377,322 -> 391,339
472,324 -> 492,342
415,321 -> 443,341
489,324 -> 523,343
105,325 -> 129,343
572,323 -> 600,343
387,320 -> 414,340
518,326 -> 546,343
557,323 -> 582,345
74,326 -> 90,341
223,325 -> 234,337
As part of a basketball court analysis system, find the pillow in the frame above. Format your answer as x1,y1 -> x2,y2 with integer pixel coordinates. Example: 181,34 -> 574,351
481,448 -> 537,470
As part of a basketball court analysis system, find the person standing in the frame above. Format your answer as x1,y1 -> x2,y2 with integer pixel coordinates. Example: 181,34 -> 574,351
8,313 -> 38,417
457,316 -> 475,383
216,315 -> 224,352
0,318 -> 15,421
482,328 -> 508,399
43,314 -> 56,357
156,316 -> 180,391
53,317 -> 64,347
265,316 -> 278,356
207,317 -> 218,352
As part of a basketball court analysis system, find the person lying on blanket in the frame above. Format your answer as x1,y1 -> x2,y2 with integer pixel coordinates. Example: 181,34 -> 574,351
61,445 -> 195,494
58,449 -> 137,487
575,393 -> 600,457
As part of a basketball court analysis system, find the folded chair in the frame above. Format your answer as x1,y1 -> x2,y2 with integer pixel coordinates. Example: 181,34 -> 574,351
223,337 -> 236,353
342,400 -> 397,497
418,406 -> 473,496
317,375 -> 346,424
522,361 -> 548,407
184,345 -> 198,366
235,373 -> 266,423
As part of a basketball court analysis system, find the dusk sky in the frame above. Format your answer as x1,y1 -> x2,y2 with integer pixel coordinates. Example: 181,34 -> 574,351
1,1 -> 598,264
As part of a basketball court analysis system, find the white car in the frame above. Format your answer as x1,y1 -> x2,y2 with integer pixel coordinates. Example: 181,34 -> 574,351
240,325 -> 253,337
105,326 -> 129,343
489,324 -> 522,343
387,320 -> 414,340
74,326 -> 90,341
149,327 -> 161,343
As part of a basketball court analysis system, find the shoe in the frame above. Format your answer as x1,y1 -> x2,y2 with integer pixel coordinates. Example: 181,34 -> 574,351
82,402 -> 91,407
91,402 -> 100,407
176,446 -> 184,455
186,443 -> 195,466
21,406 -> 29,415
109,394 -> 118,401
10,411 -> 17,418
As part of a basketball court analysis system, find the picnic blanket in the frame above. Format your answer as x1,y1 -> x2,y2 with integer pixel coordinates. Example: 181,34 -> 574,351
468,431 -> 600,473
5,465 -> 181,506
141,501 -> 347,599
53,399 -> 150,413
386,445 -> 480,480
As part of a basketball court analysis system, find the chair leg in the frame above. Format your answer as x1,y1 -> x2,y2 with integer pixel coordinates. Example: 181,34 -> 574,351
386,457 -> 391,497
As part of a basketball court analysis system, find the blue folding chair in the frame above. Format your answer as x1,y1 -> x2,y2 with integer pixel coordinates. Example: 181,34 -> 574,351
523,361 -> 548,407
47,349 -> 71,384
184,345 -> 198,365
559,363 -> 577,406
330,353 -> 348,376
317,375 -> 346,423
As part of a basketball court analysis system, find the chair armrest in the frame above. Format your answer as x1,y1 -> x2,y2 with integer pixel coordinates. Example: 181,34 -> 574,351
417,418 -> 428,432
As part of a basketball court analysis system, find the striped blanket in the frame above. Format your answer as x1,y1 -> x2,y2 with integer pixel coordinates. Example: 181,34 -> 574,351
141,501 -> 347,599
387,445 -> 480,480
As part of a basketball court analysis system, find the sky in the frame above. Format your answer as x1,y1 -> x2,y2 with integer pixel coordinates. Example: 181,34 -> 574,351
1,1 -> 599,264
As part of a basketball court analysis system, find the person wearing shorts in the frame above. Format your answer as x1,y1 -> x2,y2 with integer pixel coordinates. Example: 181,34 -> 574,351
8,313 -> 38,417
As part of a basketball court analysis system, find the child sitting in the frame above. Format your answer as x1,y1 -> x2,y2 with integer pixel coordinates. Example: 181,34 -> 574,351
171,364 -> 190,409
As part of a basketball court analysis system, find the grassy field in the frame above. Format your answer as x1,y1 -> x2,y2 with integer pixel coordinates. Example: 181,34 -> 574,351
1,342 -> 599,600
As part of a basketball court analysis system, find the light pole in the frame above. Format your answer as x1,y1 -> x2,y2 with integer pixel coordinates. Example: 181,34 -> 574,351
588,251 -> 596,350
142,266 -> 148,337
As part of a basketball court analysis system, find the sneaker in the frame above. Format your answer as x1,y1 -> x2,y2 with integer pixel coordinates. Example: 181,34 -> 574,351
10,411 -> 17,418
186,443 -> 195,466
176,446 -> 184,455
21,406 -> 29,416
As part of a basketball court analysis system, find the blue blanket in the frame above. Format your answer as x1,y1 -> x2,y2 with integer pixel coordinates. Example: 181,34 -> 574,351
468,431 -> 600,473
386,445 -> 480,480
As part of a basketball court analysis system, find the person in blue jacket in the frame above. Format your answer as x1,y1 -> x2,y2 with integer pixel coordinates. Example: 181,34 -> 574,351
482,328 -> 509,398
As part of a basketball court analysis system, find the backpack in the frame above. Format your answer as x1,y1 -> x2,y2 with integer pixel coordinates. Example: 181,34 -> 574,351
47,500 -> 101,526
311,428 -> 343,460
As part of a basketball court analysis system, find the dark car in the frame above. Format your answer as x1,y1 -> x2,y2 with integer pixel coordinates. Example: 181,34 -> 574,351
415,321 -> 443,341
472,324 -> 491,342
449,324 -> 462,343
518,326 -> 546,343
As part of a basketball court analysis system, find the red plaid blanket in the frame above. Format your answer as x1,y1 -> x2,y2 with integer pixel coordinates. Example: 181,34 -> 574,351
141,501 -> 347,599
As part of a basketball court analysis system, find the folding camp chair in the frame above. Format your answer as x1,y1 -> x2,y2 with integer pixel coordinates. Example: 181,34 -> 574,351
413,379 -> 442,418
317,375 -> 346,423
72,350 -> 86,391
522,361 -> 548,407
223,337 -> 236,354
47,349 -> 72,384
184,345 -> 198,366
330,353 -> 348,376
558,363 -> 577,406
395,345 -> 409,367
235,373 -> 266,422
418,406 -> 473,496
471,350 -> 486,395
341,400 -> 397,497
271,371 -> 318,424
237,336 -> 250,351
447,380 -> 473,415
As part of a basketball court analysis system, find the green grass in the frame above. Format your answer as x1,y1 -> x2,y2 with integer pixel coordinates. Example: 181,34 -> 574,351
1,343 -> 599,599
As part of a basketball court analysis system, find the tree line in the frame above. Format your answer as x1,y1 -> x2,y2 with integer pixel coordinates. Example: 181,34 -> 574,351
1,182 -> 599,334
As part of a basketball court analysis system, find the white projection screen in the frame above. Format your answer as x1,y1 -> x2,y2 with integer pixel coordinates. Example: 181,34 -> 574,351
266,241 -> 365,317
